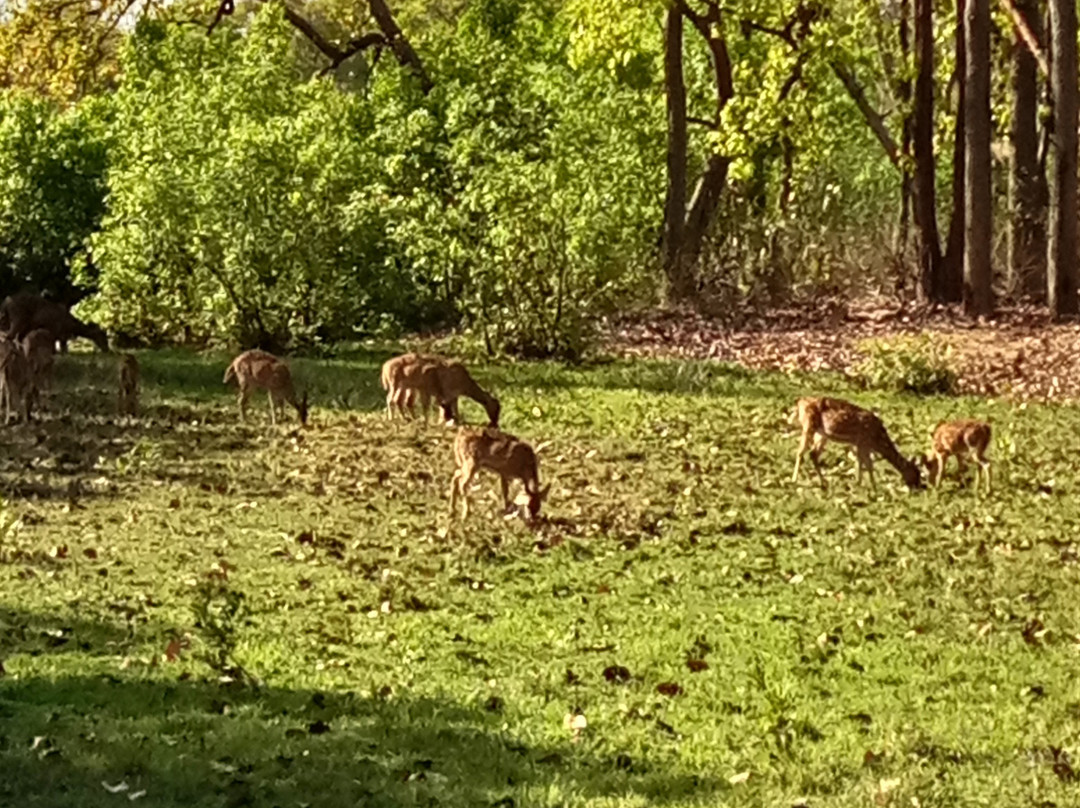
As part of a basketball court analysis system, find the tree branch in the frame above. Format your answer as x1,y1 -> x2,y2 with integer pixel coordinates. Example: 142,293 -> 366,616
830,60 -> 901,166
675,0 -> 734,121
208,0 -> 430,92
687,116 -> 719,129
1000,0 -> 1050,76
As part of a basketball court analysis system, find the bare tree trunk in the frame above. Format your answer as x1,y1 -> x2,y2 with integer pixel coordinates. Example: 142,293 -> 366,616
941,0 -> 966,302
661,7 -> 692,303
897,0 -> 913,261
913,0 -> 943,301
1009,0 -> 1047,300
963,0 -> 994,316
1048,0 -> 1078,317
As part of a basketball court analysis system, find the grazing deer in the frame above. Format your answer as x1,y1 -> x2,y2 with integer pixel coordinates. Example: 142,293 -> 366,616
0,293 -> 109,353
20,328 -> 55,406
791,396 -> 921,490
381,353 -> 499,426
449,427 -> 549,521
922,419 -> 992,492
118,353 -> 140,417
223,350 -> 308,426
0,339 -> 33,424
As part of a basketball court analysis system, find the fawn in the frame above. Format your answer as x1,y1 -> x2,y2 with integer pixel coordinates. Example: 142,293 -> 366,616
0,339 -> 33,424
922,419 -> 992,492
118,353 -> 140,416
791,396 -> 921,490
382,353 -> 499,427
21,328 -> 55,406
223,350 -> 308,425
449,427 -> 549,521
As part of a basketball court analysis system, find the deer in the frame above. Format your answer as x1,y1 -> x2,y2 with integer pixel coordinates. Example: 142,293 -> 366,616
449,427 -> 549,521
0,293 -> 109,353
0,338 -> 33,424
20,328 -> 55,407
381,353 -> 499,427
223,349 -> 308,426
118,353 -> 140,417
922,419 -> 992,492
790,396 -> 922,490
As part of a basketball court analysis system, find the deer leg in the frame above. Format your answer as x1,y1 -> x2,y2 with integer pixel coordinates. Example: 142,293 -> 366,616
792,429 -> 812,483
237,388 -> 250,423
450,462 -> 477,519
419,390 -> 431,424
856,448 -> 875,489
501,476 -> 513,513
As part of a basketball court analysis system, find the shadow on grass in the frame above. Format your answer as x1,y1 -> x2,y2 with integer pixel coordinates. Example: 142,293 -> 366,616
0,609 -> 136,660
0,672 -> 719,808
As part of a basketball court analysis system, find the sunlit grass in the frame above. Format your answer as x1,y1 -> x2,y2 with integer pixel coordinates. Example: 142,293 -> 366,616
1,350 -> 1078,807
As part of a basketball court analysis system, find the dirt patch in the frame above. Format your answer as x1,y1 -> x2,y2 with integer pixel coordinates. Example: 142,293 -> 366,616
601,300 -> 1080,401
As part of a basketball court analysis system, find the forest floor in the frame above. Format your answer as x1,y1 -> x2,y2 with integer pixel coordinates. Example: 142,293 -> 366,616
2,350 -> 1080,807
604,300 -> 1080,401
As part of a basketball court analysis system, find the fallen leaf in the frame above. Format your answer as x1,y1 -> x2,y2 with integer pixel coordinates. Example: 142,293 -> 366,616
102,782 -> 129,793
728,771 -> 750,785
656,682 -> 683,697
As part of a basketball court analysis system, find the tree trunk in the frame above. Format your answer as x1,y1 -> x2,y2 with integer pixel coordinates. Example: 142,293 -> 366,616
682,155 -> 732,269
941,0 -> 966,302
661,7 -> 692,302
897,0 -> 913,261
963,0 -> 993,316
1048,0 -> 1078,317
1009,0 -> 1047,300
913,0 -> 943,301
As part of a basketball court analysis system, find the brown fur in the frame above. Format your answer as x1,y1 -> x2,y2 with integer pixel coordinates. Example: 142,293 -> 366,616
791,396 -> 921,490
118,353 -> 140,417
449,427 -> 549,520
381,353 -> 499,426
0,293 -> 109,353
922,419 -> 992,492
0,339 -> 33,424
21,328 -> 55,406
223,349 -> 307,425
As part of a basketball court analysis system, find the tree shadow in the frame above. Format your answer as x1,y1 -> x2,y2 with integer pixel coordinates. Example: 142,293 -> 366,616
0,608 -> 137,660
0,672 -> 720,808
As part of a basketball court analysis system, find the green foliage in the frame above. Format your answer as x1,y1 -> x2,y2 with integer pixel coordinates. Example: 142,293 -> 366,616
191,575 -> 250,683
86,13 -> 395,348
0,92 -> 109,301
854,334 -> 959,395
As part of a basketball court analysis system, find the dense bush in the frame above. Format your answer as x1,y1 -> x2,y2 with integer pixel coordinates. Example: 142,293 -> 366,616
83,14 -> 392,348
82,4 -> 660,355
0,93 -> 109,303
854,335 -> 958,395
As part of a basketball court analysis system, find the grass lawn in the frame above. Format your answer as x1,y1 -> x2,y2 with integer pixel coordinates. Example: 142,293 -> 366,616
2,348 -> 1080,807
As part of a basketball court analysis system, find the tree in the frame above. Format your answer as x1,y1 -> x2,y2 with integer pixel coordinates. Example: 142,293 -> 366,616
912,0 -> 942,301
1007,0 -> 1047,300
661,7 -> 689,301
1047,0 -> 1078,317
0,0 -> 158,101
659,0 -> 733,303
962,0 -> 992,316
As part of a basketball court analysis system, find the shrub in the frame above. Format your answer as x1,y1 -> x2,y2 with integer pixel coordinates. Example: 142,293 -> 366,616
854,334 -> 958,395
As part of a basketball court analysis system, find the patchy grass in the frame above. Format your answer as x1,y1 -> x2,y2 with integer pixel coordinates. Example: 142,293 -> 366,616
2,349 -> 1080,807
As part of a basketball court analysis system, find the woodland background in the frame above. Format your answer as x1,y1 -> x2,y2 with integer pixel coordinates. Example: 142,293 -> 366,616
0,0 -> 1074,358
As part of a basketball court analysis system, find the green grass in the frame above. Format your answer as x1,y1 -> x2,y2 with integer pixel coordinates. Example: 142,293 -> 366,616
2,349 -> 1080,807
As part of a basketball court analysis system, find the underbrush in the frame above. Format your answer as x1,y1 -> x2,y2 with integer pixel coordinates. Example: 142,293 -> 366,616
1,350 -> 1078,807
